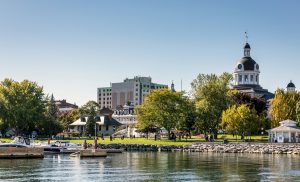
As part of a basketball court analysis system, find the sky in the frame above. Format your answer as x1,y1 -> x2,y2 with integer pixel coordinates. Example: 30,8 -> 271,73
0,0 -> 299,106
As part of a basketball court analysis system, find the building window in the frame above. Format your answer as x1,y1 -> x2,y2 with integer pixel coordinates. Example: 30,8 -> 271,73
244,75 -> 248,82
103,93 -> 105,96
99,126 -> 101,131
106,125 -> 109,131
250,75 -> 254,82
239,75 -> 242,82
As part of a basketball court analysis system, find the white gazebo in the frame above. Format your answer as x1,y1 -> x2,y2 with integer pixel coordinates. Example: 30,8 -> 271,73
267,120 -> 300,143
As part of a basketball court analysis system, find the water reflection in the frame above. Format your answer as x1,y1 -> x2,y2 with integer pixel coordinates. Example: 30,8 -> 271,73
0,152 -> 300,181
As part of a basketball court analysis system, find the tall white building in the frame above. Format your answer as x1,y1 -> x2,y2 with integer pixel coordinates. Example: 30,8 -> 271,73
97,76 -> 168,109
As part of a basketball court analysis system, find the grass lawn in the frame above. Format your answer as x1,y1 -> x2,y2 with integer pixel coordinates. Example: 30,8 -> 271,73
0,134 -> 269,146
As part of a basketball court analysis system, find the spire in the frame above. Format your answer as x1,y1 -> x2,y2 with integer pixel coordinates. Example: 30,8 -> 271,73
171,81 -> 175,92
244,32 -> 251,57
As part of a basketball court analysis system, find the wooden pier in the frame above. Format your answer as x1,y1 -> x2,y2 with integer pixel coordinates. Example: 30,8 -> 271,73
0,148 -> 44,159
70,149 -> 107,158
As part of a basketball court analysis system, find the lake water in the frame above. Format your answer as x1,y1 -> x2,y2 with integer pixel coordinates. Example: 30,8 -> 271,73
1,152 -> 300,182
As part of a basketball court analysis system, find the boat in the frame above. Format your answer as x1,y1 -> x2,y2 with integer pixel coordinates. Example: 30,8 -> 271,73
42,141 -> 82,154
0,136 -> 44,159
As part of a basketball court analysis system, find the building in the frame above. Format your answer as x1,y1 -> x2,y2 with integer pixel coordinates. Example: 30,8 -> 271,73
233,41 -> 274,100
267,120 -> 300,143
55,99 -> 78,114
113,103 -> 137,125
97,76 -> 168,109
287,81 -> 296,93
69,108 -> 122,136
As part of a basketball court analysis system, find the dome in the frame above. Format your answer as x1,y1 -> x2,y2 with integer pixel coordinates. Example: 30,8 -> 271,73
287,81 -> 295,88
238,57 -> 257,71
244,43 -> 251,49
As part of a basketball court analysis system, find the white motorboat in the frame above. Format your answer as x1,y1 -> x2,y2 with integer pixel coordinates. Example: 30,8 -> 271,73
0,136 -> 32,148
42,141 -> 82,154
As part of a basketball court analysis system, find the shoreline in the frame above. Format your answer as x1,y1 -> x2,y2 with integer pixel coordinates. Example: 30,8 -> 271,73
97,143 -> 300,154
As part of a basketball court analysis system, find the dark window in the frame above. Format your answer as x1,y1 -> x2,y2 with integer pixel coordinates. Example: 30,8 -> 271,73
106,125 -> 109,131
99,126 -> 101,131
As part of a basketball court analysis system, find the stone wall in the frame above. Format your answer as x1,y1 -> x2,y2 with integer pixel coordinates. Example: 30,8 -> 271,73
96,143 -> 300,154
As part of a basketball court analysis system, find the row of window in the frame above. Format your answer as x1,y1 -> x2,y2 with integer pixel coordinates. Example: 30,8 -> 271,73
101,101 -> 111,104
238,75 -> 258,83
99,93 -> 112,96
100,89 -> 112,92
99,97 -> 112,101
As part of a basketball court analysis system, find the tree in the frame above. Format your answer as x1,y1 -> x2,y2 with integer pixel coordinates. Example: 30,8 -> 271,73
270,89 -> 300,127
85,107 -> 97,137
80,101 -> 100,115
228,90 -> 267,114
191,73 -> 232,137
136,89 -> 188,139
38,94 -> 63,136
221,104 -> 262,139
59,109 -> 80,130
0,79 -> 46,135
80,101 -> 99,137
176,97 -> 197,138
297,101 -> 300,123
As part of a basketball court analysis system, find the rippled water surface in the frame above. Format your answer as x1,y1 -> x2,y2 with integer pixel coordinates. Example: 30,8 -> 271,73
1,152 -> 300,181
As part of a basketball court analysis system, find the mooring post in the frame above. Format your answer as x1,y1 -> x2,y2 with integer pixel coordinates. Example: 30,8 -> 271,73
84,140 -> 87,149
94,139 -> 97,149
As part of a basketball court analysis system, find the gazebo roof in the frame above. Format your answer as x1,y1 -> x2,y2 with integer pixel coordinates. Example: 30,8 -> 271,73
267,126 -> 300,133
279,120 -> 297,126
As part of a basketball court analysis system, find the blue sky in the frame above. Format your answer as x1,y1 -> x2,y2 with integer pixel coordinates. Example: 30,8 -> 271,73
0,0 -> 299,105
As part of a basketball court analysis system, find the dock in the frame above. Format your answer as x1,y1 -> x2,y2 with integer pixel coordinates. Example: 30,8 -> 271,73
70,149 -> 107,158
0,148 -> 44,159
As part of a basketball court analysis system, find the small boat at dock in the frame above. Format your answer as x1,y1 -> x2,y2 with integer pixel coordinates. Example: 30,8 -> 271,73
0,137 -> 44,159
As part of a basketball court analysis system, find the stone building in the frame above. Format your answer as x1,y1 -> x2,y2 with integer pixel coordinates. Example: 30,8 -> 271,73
232,41 -> 274,100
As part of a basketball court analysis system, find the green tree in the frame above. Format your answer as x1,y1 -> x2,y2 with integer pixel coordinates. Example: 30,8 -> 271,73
0,79 -> 46,135
59,109 -> 80,130
136,89 -> 188,139
85,107 -> 97,137
80,101 -> 100,115
270,89 -> 300,127
176,97 -> 197,138
191,72 -> 232,137
297,101 -> 300,123
221,104 -> 262,139
38,94 -> 63,136
80,101 -> 99,137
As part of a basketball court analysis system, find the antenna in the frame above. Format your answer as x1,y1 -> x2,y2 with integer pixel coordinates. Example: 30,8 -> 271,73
245,31 -> 248,43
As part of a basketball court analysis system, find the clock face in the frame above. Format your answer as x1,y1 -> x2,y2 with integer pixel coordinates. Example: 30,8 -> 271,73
238,64 -> 242,69
256,64 -> 259,70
